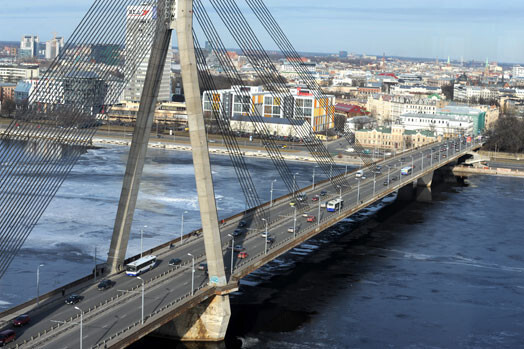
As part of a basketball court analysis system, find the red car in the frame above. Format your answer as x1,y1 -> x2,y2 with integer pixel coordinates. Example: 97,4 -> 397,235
0,329 -> 15,346
238,251 -> 248,259
13,314 -> 30,326
311,196 -> 319,202
306,215 -> 316,222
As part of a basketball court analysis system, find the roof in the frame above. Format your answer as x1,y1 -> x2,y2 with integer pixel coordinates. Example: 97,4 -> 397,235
65,71 -> 99,79
14,81 -> 32,93
335,103 -> 368,114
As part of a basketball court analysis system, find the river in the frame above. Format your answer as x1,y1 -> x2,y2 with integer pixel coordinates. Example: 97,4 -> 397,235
1,143 -> 524,348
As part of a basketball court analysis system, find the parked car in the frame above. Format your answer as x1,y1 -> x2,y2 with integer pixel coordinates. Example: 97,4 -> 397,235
0,329 -> 15,346
198,262 -> 208,271
238,251 -> 248,259
65,294 -> 84,305
97,279 -> 114,291
168,258 -> 182,266
306,215 -> 316,223
12,314 -> 30,327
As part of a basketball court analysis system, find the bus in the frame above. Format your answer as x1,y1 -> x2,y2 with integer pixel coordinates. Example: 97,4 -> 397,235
400,166 -> 412,176
326,198 -> 344,212
126,255 -> 157,276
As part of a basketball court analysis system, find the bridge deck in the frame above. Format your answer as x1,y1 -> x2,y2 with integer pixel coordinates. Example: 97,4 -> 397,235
0,138 -> 481,348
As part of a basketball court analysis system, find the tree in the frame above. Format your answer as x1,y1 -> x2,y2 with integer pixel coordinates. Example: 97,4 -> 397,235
1,98 -> 16,118
441,83 -> 454,100
484,116 -> 524,153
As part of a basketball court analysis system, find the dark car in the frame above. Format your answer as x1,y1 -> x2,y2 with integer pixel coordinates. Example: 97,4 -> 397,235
198,262 -> 208,271
168,258 -> 182,266
97,279 -> 114,291
65,294 -> 84,305
0,329 -> 15,346
320,190 -> 327,196
391,176 -> 398,181
383,180 -> 389,186
238,220 -> 247,228
232,228 -> 244,237
12,314 -> 30,327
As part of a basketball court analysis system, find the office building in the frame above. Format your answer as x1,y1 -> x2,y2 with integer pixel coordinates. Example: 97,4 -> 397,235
123,4 -> 171,102
20,35 -> 39,58
45,36 -> 64,60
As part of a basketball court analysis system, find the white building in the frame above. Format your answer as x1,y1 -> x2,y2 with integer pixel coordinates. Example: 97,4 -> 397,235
20,35 -> 39,58
0,64 -> 39,83
203,85 -> 335,133
512,65 -> 524,78
389,95 -> 440,119
123,4 -> 171,103
45,37 -> 64,60
399,113 -> 474,136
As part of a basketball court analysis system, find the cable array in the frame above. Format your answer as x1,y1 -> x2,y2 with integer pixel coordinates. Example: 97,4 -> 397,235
245,0 -> 375,168
0,0 -> 162,279
206,0 -> 351,190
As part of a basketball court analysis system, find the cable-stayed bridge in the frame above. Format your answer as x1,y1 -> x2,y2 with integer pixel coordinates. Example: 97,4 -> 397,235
0,0 -> 483,347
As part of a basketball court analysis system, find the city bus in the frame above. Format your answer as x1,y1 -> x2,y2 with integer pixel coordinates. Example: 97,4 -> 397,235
400,166 -> 412,176
125,255 -> 157,276
326,198 -> 344,212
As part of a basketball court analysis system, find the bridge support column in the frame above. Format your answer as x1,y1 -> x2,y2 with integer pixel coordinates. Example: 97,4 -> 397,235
177,0 -> 227,287
106,6 -> 173,274
154,295 -> 231,342
416,171 -> 434,188
397,182 -> 415,201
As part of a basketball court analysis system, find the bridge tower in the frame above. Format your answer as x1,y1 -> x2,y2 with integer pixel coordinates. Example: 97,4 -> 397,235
106,0 -> 230,341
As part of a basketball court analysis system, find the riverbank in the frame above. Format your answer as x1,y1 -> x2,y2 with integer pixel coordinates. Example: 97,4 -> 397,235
453,164 -> 524,178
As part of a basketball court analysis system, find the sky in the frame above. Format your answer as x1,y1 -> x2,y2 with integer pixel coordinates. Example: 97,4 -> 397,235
1,0 -> 524,64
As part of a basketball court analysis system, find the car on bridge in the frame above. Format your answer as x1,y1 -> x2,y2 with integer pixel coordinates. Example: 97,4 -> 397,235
287,227 -> 295,233
198,262 -> 208,272
233,245 -> 245,252
266,237 -> 275,244
297,194 -> 307,202
97,279 -> 115,291
12,314 -> 30,327
0,329 -> 16,346
320,190 -> 327,196
306,215 -> 316,222
238,220 -> 247,228
232,228 -> 245,237
168,258 -> 182,266
65,294 -> 84,305
238,251 -> 248,259
312,195 -> 319,202
289,201 -> 296,207
260,231 -> 271,238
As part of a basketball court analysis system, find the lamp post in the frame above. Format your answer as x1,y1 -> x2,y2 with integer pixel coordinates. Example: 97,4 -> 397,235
338,185 -> 342,214
227,234 -> 234,277
93,246 -> 97,282
312,166 -> 317,190
262,218 -> 268,254
373,172 -> 376,196
180,211 -> 188,245
421,152 -> 424,170
411,155 -> 414,173
356,180 -> 361,203
74,306 -> 83,349
387,165 -> 391,188
330,164 -> 333,179
188,253 -> 195,296
36,263 -> 44,306
293,206 -> 297,239
293,172 -> 299,192
317,196 -> 321,227
431,148 -> 433,166
136,276 -> 145,324
270,179 -> 277,207
139,225 -> 148,258
345,164 -> 348,175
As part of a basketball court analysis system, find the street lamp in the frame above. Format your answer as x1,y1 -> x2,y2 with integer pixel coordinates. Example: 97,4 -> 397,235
74,306 -> 83,349
312,166 -> 318,190
373,171 -> 376,196
180,211 -> 188,245
188,253 -> 195,296
270,179 -> 277,207
293,172 -> 299,192
136,276 -> 145,324
387,165 -> 391,188
421,152 -> 424,170
262,218 -> 268,254
317,196 -> 321,227
293,206 -> 297,239
36,263 -> 44,306
227,234 -> 234,277
338,185 -> 342,214
140,225 -> 147,258
356,180 -> 361,204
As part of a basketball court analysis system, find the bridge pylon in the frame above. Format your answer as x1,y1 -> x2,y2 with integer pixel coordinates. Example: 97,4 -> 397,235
106,0 -> 230,341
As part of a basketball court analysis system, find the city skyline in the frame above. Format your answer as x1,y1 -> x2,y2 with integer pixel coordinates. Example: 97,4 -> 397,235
1,0 -> 524,64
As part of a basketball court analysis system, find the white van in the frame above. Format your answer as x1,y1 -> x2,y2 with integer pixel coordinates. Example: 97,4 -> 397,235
355,170 -> 364,178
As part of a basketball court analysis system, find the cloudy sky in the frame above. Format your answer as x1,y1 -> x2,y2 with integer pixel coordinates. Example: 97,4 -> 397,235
2,0 -> 524,63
